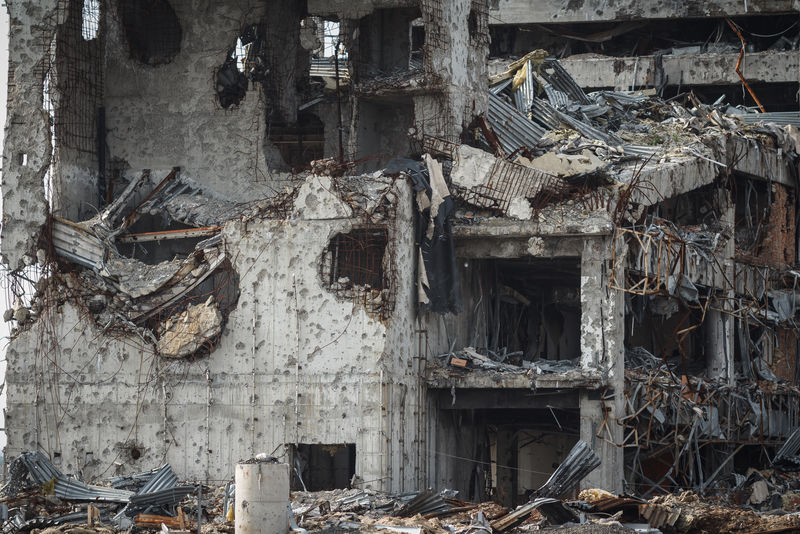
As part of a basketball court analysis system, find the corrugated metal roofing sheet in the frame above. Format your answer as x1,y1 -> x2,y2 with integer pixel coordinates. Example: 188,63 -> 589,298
737,111 -> 800,127
18,452 -> 134,503
537,440 -> 601,499
487,93 -> 547,153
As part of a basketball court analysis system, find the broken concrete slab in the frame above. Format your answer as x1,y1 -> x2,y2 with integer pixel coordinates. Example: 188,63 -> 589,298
451,145 -> 498,189
157,297 -> 223,358
101,256 -> 188,300
519,149 -> 605,177
449,144 -> 566,216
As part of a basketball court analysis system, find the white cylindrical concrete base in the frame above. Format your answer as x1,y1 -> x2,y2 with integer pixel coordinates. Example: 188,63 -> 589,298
235,462 -> 290,534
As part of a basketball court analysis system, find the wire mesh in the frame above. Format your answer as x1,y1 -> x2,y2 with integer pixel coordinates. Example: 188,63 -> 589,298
44,0 -> 104,155
319,227 -> 395,319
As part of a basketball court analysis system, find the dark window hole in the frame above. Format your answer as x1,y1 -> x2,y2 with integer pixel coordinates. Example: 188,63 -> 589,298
216,24 -> 268,109
292,444 -> 356,491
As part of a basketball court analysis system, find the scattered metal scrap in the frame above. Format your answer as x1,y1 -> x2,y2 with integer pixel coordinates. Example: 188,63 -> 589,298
618,366 -> 800,496
773,427 -> 800,471
1,452 -> 195,534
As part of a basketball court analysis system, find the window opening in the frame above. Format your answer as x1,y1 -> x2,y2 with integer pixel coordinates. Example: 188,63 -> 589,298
319,227 -> 394,318
322,20 -> 343,58
216,24 -> 267,109
324,228 -> 388,290
81,0 -> 99,40
292,444 -> 356,491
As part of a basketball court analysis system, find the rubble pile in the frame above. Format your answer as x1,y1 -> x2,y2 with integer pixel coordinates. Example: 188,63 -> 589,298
396,50 -> 800,233
6,446 -> 800,534
0,453 -> 197,534
425,345 -> 597,389
285,487 -> 800,533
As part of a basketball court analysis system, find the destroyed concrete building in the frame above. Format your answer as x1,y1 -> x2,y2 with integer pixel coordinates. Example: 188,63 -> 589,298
3,0 -> 800,511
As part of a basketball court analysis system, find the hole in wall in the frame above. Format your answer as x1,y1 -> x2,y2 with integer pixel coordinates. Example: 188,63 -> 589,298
291,444 -> 356,491
319,227 -> 394,319
145,259 -> 240,360
117,0 -> 182,66
468,9 -> 478,39
118,441 -> 146,463
18,153 -> 27,166
323,227 -> 388,290
216,24 -> 268,109
410,17 -> 424,67
309,18 -> 349,84
82,0 -> 100,40
321,20 -> 341,58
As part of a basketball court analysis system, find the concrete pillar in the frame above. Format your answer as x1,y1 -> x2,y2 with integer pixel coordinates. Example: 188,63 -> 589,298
579,236 -> 625,492
579,391 -> 623,492
705,308 -> 733,382
264,0 -> 305,124
580,238 -> 608,370
495,427 -> 517,507
235,462 -> 289,534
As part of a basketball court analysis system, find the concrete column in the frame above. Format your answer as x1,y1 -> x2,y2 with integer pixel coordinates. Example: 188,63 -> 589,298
705,308 -> 733,382
580,237 -> 624,375
495,427 -> 517,507
235,462 -> 289,534
264,0 -> 305,124
704,188 -> 736,384
579,391 -> 623,492
579,236 -> 625,492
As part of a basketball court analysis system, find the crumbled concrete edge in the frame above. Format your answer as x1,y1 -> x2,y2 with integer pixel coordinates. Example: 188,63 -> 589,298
1,1 -> 59,270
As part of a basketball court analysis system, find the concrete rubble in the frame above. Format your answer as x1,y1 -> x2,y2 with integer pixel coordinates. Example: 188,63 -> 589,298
4,1 -> 800,533
157,297 -> 223,359
5,450 -> 800,534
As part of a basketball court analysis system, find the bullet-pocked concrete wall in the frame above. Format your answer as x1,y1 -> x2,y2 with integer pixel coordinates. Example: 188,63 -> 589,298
1,1 -> 57,269
6,177 -> 423,490
102,0 -> 288,197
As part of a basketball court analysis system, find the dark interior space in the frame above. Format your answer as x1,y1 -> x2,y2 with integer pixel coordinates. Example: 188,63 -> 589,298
625,294 -> 709,376
117,0 -> 182,66
353,7 -> 422,79
268,112 -> 325,170
118,214 -> 207,264
662,83 -> 800,112
467,258 -> 581,363
292,444 -> 356,491
431,389 -> 580,507
489,15 -> 800,60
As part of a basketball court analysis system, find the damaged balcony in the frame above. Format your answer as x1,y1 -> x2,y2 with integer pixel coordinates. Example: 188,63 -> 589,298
425,257 -> 605,390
